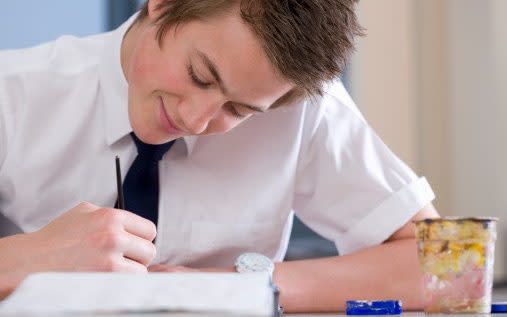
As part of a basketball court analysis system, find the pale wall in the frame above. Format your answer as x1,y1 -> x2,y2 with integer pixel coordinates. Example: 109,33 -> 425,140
349,0 -> 507,281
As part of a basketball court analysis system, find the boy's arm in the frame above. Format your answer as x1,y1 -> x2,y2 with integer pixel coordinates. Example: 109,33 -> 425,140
273,203 -> 439,313
149,204 -> 439,312
0,202 -> 159,299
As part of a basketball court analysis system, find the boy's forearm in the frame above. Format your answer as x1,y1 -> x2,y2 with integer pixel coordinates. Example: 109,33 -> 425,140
273,238 -> 424,313
0,234 -> 33,299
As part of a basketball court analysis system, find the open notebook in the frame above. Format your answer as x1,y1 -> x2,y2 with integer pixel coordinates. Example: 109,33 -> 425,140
0,272 -> 274,316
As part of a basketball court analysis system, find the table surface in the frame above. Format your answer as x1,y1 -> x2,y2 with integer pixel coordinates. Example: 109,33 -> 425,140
3,288 -> 506,317
3,310 -> 507,317
5,309 -> 507,316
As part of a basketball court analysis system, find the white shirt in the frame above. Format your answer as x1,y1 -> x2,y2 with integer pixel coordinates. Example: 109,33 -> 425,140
0,15 -> 434,267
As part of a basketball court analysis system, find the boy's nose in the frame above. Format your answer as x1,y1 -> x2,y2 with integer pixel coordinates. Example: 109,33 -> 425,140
180,99 -> 221,135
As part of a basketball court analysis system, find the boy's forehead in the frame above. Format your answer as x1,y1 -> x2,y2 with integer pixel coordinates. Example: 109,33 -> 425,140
178,15 -> 293,108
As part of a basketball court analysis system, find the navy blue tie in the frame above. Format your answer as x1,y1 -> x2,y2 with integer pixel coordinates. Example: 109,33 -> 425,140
120,132 -> 174,226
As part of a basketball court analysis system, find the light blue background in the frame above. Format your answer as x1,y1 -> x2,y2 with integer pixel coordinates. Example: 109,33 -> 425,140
0,0 -> 107,49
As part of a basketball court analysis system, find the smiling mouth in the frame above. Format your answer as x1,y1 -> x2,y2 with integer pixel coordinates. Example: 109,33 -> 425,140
159,97 -> 185,135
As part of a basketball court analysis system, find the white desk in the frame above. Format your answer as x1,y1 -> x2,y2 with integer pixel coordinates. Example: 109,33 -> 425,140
6,312 -> 506,317
3,288 -> 506,317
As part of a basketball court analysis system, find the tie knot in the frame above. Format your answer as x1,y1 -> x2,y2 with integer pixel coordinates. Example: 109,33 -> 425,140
131,132 -> 175,162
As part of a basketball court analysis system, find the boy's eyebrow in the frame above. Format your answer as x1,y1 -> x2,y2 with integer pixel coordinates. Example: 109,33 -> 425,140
233,102 -> 267,113
195,50 -> 268,113
196,50 -> 227,94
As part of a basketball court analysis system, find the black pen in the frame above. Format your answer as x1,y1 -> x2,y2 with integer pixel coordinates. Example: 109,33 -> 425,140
115,156 -> 125,210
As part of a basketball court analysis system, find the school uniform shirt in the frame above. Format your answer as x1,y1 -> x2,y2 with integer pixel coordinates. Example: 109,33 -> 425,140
0,14 -> 434,267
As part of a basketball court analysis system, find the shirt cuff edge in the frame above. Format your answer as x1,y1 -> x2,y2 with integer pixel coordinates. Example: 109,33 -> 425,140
335,176 -> 435,255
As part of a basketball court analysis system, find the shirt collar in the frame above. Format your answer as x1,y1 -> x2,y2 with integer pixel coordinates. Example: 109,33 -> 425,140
98,13 -> 197,155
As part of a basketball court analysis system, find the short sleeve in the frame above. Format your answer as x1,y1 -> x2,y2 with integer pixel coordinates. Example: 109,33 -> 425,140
0,49 -> 22,171
0,80 -> 8,169
293,81 -> 435,255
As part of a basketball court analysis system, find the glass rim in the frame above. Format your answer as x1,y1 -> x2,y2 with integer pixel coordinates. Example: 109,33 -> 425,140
413,216 -> 499,224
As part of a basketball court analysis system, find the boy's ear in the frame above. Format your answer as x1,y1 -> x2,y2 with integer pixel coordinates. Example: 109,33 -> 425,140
147,0 -> 171,21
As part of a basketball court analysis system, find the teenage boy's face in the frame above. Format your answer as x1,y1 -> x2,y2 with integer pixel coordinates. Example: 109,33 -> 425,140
122,4 -> 293,144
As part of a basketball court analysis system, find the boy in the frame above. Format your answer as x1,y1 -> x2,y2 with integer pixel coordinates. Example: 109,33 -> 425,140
0,0 -> 438,312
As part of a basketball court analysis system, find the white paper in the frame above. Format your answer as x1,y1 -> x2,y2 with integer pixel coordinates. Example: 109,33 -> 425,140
0,272 -> 274,316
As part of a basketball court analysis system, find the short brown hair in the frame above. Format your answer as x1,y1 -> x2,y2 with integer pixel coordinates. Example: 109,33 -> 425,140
136,0 -> 364,101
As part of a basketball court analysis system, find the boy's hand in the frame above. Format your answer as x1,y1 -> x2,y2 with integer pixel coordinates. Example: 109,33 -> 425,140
3,201 -> 156,274
31,201 -> 157,272
0,201 -> 157,298
148,264 -> 235,273
148,264 -> 199,273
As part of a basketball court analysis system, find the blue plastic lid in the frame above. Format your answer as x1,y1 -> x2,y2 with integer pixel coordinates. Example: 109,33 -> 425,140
492,302 -> 507,313
346,300 -> 402,315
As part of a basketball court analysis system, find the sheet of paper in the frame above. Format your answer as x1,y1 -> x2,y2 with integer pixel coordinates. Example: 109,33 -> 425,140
0,272 -> 274,316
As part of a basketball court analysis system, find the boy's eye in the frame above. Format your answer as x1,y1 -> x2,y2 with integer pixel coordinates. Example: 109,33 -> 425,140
226,103 -> 248,120
187,64 -> 212,89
